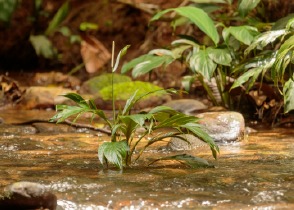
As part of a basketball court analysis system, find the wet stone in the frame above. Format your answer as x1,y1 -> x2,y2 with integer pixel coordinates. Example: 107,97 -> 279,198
32,122 -> 76,133
0,181 -> 57,210
196,111 -> 245,142
0,124 -> 37,135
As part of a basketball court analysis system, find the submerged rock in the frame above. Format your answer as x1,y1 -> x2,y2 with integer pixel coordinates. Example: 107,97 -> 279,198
167,134 -> 210,151
197,111 -> 245,142
0,181 -> 57,210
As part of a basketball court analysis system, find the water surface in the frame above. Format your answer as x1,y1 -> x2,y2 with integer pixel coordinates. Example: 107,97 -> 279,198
0,111 -> 293,209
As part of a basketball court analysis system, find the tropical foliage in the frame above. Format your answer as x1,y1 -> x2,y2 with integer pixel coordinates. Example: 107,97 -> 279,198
122,0 -> 294,120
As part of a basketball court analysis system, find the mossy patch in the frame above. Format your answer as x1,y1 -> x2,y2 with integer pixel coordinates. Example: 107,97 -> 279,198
99,81 -> 164,101
83,73 -> 131,94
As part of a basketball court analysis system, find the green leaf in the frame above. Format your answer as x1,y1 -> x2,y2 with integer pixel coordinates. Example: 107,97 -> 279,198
122,90 -> 138,115
131,55 -> 173,78
151,6 -> 219,45
62,93 -> 86,104
148,105 -> 177,114
245,30 -> 287,56
230,67 -> 264,90
45,1 -> 69,35
238,0 -> 261,17
29,35 -> 56,59
155,114 -> 197,129
0,0 -> 18,23
98,141 -> 130,169
50,105 -> 85,123
223,26 -> 259,46
190,49 -> 217,80
113,45 -> 131,72
149,154 -> 214,168
283,76 -> 294,113
207,47 -> 232,66
272,35 -> 294,83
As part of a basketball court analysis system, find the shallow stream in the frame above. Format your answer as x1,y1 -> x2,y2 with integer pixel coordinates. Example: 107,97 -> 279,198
0,110 -> 293,209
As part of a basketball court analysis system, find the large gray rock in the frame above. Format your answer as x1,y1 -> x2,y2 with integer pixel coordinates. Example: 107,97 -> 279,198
196,111 -> 245,142
167,111 -> 245,151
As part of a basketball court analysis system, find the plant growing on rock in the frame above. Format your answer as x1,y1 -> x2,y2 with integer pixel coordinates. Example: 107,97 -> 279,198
50,42 -> 219,170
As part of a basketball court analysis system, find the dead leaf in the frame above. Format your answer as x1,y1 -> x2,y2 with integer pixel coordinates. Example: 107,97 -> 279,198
80,35 -> 111,73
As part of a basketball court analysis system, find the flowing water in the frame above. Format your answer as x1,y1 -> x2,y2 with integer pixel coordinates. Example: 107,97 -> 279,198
0,110 -> 293,209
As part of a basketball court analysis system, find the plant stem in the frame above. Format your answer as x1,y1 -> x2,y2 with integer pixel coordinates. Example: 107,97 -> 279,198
111,41 -> 116,130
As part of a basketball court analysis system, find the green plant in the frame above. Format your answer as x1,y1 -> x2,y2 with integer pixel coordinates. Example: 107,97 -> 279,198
122,1 -> 294,118
50,43 -> 219,170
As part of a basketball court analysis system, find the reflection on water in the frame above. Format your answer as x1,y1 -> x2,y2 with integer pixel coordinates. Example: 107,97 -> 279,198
0,121 -> 293,209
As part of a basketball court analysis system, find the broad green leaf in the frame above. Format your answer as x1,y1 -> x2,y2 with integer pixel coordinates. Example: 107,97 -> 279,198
131,55 -> 173,78
283,76 -> 294,113
238,0 -> 260,17
0,0 -> 18,23
29,35 -> 56,59
151,6 -> 219,45
113,45 -> 131,72
245,30 -> 287,55
190,49 -> 217,80
149,154 -> 214,168
223,26 -> 259,46
45,1 -> 69,35
98,141 -> 129,169
207,47 -> 232,66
